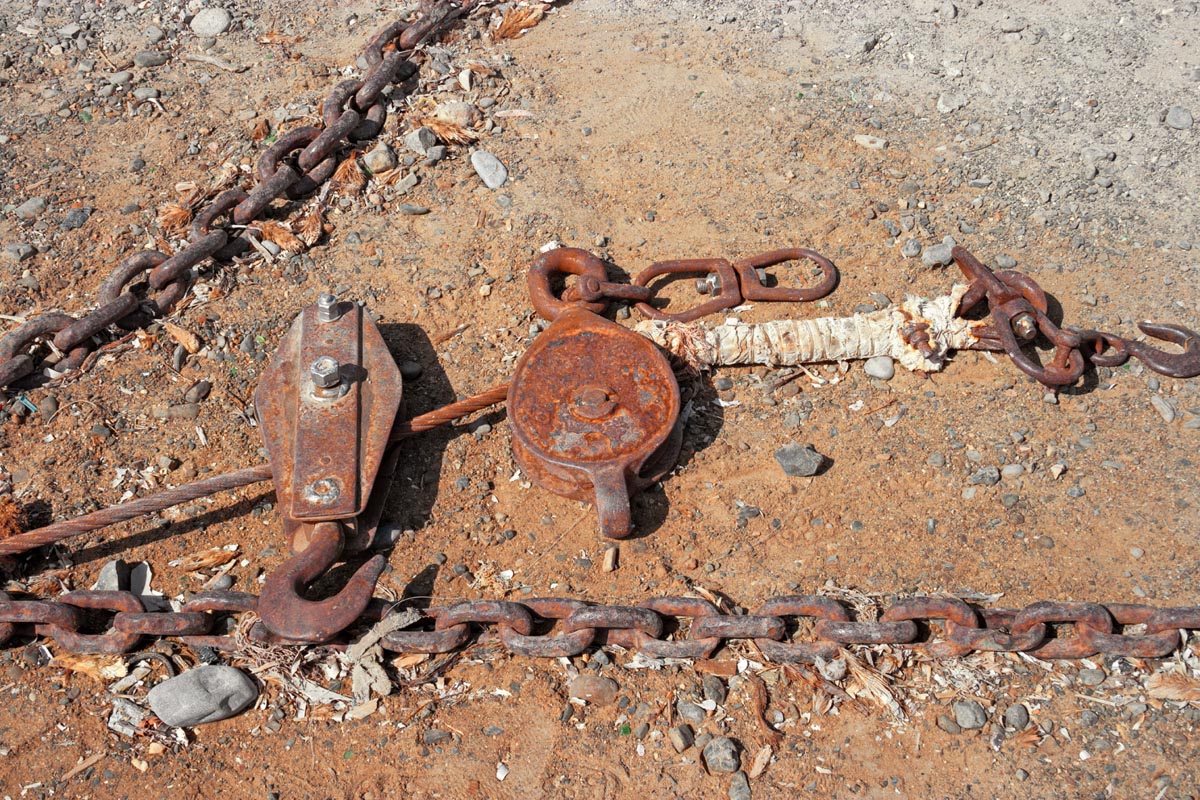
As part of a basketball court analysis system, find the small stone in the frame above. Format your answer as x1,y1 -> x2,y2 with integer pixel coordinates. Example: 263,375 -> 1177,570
968,466 -> 1000,486
1001,463 -> 1025,478
953,700 -> 987,730
715,376 -> 734,391
677,699 -> 707,724
1077,668 -> 1106,686
703,737 -> 740,773
669,724 -> 695,752
133,87 -> 160,100
927,453 -> 946,467
470,150 -> 508,189
109,71 -> 134,86
922,237 -> 957,267
3,243 -> 35,262
433,100 -> 481,129
937,91 -> 967,114
60,207 -> 92,230
1150,394 -> 1176,423
1165,106 -> 1194,130
997,14 -> 1028,33
14,197 -> 46,220
133,50 -> 169,68
729,771 -> 752,800
92,559 -> 132,591
702,674 -> 727,705
853,134 -> 887,150
1130,546 -> 1144,560
190,8 -> 233,37
1004,704 -> 1030,730
936,714 -> 961,734
147,665 -> 257,727
1037,535 -> 1056,549
900,238 -> 922,258
394,173 -> 419,194
774,443 -> 826,477
362,143 -> 397,174
568,675 -> 619,706
403,126 -> 438,155
423,729 -> 452,745
398,360 -> 423,381
424,145 -> 448,163
183,380 -> 212,404
398,203 -> 430,215
864,356 -> 894,380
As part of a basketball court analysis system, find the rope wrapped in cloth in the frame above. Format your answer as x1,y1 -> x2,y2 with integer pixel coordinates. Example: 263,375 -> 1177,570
634,284 -> 987,373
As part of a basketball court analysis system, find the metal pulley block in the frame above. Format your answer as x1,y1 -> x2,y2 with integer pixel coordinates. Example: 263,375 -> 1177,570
253,294 -> 403,642
510,249 -> 682,539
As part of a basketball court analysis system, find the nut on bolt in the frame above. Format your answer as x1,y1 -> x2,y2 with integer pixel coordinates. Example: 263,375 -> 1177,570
317,293 -> 340,323
310,356 -> 341,390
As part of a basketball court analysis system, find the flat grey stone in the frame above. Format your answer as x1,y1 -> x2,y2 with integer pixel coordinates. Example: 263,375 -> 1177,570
1000,463 -> 1025,478
190,8 -> 233,37
92,559 -> 132,591
362,142 -> 397,174
147,665 -> 257,727
3,243 -> 35,262
398,203 -> 430,215
774,443 -> 826,477
1165,106 -> 1194,130
403,126 -> 437,155
953,699 -> 987,730
936,714 -> 961,734
703,736 -> 740,773
1078,668 -> 1106,686
15,196 -> 46,219
937,91 -> 967,114
133,50 -> 169,68
968,466 -> 1000,486
900,238 -> 922,258
853,134 -> 887,150
60,207 -> 91,230
729,771 -> 752,800
864,356 -> 895,380
471,150 -> 508,189
109,70 -> 134,86
568,674 -> 618,706
922,237 -> 957,267
1004,703 -> 1029,730
669,724 -> 694,752
677,699 -> 707,724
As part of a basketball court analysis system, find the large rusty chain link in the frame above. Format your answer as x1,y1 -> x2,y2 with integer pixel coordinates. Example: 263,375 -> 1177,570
1,589 -> 1197,662
0,3 -> 465,393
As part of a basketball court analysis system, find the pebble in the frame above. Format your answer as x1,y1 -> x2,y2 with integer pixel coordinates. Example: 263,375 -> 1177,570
3,243 -> 35,262
937,91 -> 967,114
147,665 -> 257,727
863,355 -> 895,381
1078,668 -> 1106,686
60,207 -> 91,230
677,699 -> 707,724
568,675 -> 619,706
398,203 -> 430,215
433,100 -> 480,129
133,87 -> 160,100
109,70 -> 134,86
774,443 -> 826,477
183,380 -> 212,404
853,134 -> 887,150
702,674 -> 727,705
1130,546 -> 1144,560
190,8 -> 233,37
1165,105 -> 1194,130
1150,394 -> 1175,423
1000,463 -> 1025,478
703,737 -> 740,773
953,699 -> 987,730
404,126 -> 438,155
470,150 -> 508,189
133,50 -> 169,68
968,466 -> 1000,486
714,376 -> 734,391
363,143 -> 397,174
900,238 -> 922,258
729,771 -> 752,800
398,360 -> 423,381
669,724 -> 695,752
15,197 -> 46,220
936,714 -> 961,734
1004,703 -> 1030,731
922,237 -> 956,267
423,729 -> 451,745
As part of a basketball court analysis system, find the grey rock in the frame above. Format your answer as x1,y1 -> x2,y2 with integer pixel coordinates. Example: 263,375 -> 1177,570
668,724 -> 694,752
403,126 -> 437,155
147,26 -> 165,44
853,134 -> 887,150
936,714 -> 961,734
398,203 -> 430,215
774,442 -> 826,477
15,196 -> 46,219
1165,106 -> 1194,130
423,729 -> 451,745
729,771 -> 752,800
399,360 -> 423,381
1150,394 -> 1176,423
424,145 -> 448,163
677,699 -> 707,724
190,8 -> 233,37
953,699 -> 987,730
60,207 -> 91,230
471,150 -> 508,189
92,559 -> 132,591
568,675 -> 619,706
1078,668 -> 1106,686
3,243 -> 35,262
937,91 -> 967,114
362,143 -> 397,174
1001,463 -> 1025,478
997,15 -> 1028,33
433,100 -> 480,129
900,238 -> 922,258
133,50 -> 169,68
922,237 -> 957,267
703,737 -> 740,773
864,355 -> 895,380
184,380 -> 212,404
133,87 -> 160,100
109,70 -> 134,86
968,466 -> 1000,486
702,674 -> 727,705
1004,703 -> 1030,730
996,254 -> 1017,268
147,665 -> 257,727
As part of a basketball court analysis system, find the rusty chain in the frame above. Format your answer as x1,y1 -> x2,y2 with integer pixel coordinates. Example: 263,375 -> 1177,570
1,589 -> 1197,661
0,2 -> 469,394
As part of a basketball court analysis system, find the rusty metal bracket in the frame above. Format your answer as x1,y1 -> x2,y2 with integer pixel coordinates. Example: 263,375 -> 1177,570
509,299 -> 682,539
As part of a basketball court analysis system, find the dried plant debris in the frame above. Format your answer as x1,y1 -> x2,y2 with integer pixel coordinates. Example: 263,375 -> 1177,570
55,652 -> 129,682
254,220 -> 304,253
168,544 -> 238,572
157,203 -> 193,233
331,154 -> 367,195
0,496 -> 22,540
491,4 -> 548,41
1145,672 -> 1200,702
419,116 -> 478,145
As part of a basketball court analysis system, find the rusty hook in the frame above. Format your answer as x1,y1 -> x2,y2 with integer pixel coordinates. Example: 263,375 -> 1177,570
1123,322 -> 1200,379
258,520 -> 386,642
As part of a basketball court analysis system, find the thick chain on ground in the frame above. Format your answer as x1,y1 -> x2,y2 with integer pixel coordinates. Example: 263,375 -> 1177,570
0,1 -> 469,393
1,590 -> 1196,662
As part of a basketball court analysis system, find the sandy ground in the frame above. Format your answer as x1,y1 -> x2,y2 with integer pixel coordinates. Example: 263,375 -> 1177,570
1,1 -> 1199,798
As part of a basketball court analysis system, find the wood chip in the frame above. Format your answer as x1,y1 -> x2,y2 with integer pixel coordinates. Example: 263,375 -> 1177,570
54,652 -> 128,682
254,220 -> 303,252
169,545 -> 237,571
163,322 -> 202,354
61,752 -> 106,782
492,5 -> 547,40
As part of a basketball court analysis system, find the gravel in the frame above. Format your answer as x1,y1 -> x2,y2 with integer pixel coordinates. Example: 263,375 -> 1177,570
1165,106 -> 1194,130
471,150 -> 508,189
864,355 -> 894,380
669,724 -> 694,752
147,665 -> 257,727
1004,703 -> 1030,731
190,8 -> 233,37
703,736 -> 740,773
953,700 -> 988,730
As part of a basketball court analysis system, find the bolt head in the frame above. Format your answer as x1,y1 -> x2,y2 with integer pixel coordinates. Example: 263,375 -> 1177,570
317,293 -> 340,323
310,356 -> 341,389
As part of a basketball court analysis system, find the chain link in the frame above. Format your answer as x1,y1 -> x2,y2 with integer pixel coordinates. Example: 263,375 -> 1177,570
1,589 -> 1195,661
0,3 -> 466,393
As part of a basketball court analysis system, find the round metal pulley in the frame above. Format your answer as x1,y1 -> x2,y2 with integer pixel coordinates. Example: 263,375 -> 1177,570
509,306 -> 682,539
